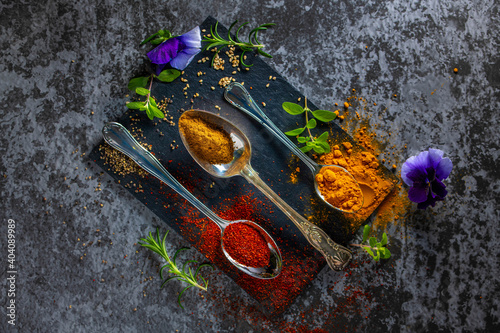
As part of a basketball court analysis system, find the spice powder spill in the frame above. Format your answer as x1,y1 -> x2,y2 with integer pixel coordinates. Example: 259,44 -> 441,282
318,144 -> 395,228
174,190 -> 322,315
178,112 -> 234,165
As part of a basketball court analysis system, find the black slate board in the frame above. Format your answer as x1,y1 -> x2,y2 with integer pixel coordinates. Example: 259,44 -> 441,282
90,16 -> 397,316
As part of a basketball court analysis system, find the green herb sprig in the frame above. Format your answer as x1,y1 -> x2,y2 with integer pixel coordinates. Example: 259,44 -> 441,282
350,225 -> 391,262
139,228 -> 212,309
202,20 -> 275,67
126,70 -> 180,120
283,98 -> 337,154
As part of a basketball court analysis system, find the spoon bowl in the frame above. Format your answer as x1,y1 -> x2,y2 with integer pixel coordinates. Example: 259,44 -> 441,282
178,109 -> 251,178
358,183 -> 376,208
221,220 -> 282,275
102,122 -> 282,279
224,82 -> 364,214
179,110 -> 353,271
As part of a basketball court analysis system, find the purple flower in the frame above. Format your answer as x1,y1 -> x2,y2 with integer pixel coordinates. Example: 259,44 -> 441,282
401,148 -> 453,209
147,26 -> 201,74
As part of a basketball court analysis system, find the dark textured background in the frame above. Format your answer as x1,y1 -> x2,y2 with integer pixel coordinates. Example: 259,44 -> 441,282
1,0 -> 499,332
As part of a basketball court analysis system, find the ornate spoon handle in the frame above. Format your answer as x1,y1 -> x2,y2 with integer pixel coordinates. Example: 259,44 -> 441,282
240,164 -> 352,271
224,82 -> 318,173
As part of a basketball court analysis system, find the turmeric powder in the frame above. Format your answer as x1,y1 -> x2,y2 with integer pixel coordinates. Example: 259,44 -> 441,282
319,145 -> 396,222
179,112 -> 234,165
315,166 -> 363,212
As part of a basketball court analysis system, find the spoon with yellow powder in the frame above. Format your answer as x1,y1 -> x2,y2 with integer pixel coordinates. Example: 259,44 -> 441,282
102,122 -> 282,279
178,110 -> 353,271
225,82 -> 365,213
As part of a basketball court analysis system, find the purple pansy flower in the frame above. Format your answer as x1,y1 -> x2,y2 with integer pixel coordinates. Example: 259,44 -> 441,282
147,26 -> 201,74
401,148 -> 453,209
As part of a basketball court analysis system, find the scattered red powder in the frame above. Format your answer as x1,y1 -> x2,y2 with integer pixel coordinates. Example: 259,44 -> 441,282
171,189 -> 322,315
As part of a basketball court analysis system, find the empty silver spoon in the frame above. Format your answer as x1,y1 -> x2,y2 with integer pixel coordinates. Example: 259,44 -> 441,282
178,110 -> 352,271
224,82 -> 364,213
102,122 -> 282,279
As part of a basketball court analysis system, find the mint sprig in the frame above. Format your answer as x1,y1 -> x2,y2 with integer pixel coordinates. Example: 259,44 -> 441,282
139,228 -> 213,309
283,98 -> 337,154
126,69 -> 180,120
350,225 -> 391,261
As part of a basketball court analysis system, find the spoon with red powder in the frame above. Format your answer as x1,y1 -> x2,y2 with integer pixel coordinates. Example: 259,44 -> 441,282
102,122 -> 282,279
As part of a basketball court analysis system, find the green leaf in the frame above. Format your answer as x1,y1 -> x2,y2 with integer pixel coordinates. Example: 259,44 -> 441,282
284,127 -> 305,136
373,250 -> 381,261
282,102 -> 305,115
297,136 -> 309,143
148,104 -> 164,119
381,247 -> 391,259
315,141 -> 331,153
381,233 -> 388,246
300,145 -> 313,153
195,263 -> 213,278
316,131 -> 329,143
306,118 -> 317,129
182,260 -> 198,275
128,76 -> 149,91
126,101 -> 145,110
158,30 -> 172,38
172,247 -> 190,266
212,21 -> 223,40
160,276 -> 180,288
204,42 -> 226,50
135,87 -> 150,96
148,96 -> 157,107
145,108 -> 154,120
312,110 -> 337,122
178,285 -> 193,309
363,246 -> 374,257
369,237 -> 377,248
362,225 -> 371,243
312,145 -> 325,154
235,22 -> 249,43
257,49 -> 272,58
227,21 -> 238,42
151,37 -> 166,45
141,32 -> 159,45
156,69 -> 181,82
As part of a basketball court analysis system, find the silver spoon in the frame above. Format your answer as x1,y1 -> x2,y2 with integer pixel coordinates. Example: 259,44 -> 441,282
102,122 -> 282,279
178,110 -> 352,271
224,82 -> 365,213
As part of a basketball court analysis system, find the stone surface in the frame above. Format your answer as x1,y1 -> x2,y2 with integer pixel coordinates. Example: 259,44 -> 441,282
0,0 -> 499,332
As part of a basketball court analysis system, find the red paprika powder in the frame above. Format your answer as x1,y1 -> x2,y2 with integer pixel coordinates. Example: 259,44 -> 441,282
169,185 -> 323,316
222,222 -> 271,267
